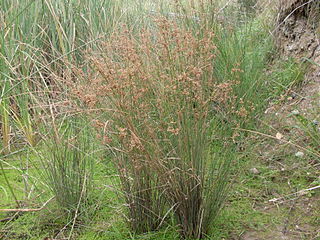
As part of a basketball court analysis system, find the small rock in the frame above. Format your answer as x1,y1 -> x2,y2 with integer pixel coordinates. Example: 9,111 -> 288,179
291,92 -> 297,99
291,110 -> 300,115
276,132 -> 283,140
250,168 -> 260,175
295,151 -> 304,157
312,120 -> 319,125
288,44 -> 295,51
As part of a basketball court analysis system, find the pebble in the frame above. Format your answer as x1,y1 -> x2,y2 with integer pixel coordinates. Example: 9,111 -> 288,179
295,151 -> 304,157
249,168 -> 260,175
291,110 -> 300,115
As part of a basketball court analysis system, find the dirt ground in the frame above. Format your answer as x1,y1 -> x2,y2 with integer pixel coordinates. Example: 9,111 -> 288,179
241,3 -> 320,240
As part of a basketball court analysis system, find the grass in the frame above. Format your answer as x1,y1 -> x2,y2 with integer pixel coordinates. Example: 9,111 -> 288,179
291,112 -> 320,159
0,0 -> 319,239
38,118 -> 94,215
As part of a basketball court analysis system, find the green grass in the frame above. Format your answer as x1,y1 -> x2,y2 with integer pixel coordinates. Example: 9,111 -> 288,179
2,138 -> 318,240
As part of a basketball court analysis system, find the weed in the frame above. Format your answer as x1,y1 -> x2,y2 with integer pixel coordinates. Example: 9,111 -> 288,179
290,110 -> 320,160
39,118 -> 94,215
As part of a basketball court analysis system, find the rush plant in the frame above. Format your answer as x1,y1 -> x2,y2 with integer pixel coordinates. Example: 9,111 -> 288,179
76,18 -> 239,238
39,118 -> 94,214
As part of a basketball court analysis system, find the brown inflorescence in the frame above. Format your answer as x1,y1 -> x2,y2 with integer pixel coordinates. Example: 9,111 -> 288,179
76,18 -> 239,238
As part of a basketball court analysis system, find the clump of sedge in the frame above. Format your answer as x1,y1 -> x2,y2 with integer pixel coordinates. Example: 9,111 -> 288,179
76,18 -> 237,238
